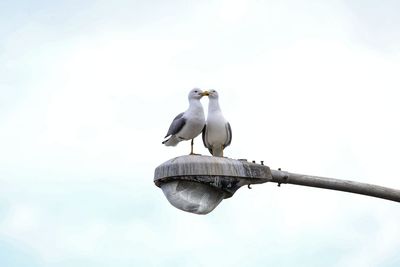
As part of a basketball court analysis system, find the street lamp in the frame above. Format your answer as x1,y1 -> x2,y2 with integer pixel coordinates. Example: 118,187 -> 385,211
154,155 -> 400,215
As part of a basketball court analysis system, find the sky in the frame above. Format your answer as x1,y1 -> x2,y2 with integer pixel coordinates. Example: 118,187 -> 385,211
1,0 -> 400,266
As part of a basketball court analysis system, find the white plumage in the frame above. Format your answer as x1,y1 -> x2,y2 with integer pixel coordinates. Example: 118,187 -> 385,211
163,88 -> 207,154
202,89 -> 232,157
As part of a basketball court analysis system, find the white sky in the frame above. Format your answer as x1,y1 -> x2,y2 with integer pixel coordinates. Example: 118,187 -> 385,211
1,1 -> 400,266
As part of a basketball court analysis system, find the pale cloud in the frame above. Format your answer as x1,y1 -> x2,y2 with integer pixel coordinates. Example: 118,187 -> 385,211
217,0 -> 251,23
1,1 -> 400,266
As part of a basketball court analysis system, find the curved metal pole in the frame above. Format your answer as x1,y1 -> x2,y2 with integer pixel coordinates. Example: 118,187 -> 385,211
270,169 -> 400,203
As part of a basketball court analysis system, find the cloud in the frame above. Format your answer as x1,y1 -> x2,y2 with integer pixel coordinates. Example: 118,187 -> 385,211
1,1 -> 400,266
0,239 -> 42,267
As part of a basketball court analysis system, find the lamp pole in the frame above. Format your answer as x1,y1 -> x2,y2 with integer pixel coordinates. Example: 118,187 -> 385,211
270,169 -> 400,203
154,155 -> 400,214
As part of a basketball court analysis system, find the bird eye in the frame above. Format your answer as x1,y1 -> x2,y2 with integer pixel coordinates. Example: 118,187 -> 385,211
194,90 -> 198,93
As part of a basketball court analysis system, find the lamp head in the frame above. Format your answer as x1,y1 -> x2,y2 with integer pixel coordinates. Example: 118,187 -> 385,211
154,155 -> 271,214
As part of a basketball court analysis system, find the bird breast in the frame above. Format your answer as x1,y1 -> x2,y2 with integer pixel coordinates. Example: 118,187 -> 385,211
179,109 -> 205,140
206,115 -> 228,144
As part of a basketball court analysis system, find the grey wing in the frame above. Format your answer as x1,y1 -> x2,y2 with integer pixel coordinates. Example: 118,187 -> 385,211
164,112 -> 186,138
201,125 -> 207,147
224,122 -> 232,148
202,124 -> 213,154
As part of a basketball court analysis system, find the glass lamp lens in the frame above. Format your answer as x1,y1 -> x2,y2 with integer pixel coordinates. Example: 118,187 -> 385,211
160,180 -> 225,214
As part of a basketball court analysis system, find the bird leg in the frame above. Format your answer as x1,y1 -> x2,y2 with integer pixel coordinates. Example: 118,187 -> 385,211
211,145 -> 224,157
189,139 -> 200,155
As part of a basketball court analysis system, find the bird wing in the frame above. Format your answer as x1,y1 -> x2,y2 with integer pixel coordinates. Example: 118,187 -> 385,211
202,124 -> 213,154
224,122 -> 232,148
164,112 -> 186,138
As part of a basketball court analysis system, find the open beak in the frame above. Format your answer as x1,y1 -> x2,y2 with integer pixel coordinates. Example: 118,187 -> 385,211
201,91 -> 209,96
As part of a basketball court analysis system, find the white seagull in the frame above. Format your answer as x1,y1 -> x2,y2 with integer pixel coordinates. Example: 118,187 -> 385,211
162,88 -> 208,154
202,89 -> 232,157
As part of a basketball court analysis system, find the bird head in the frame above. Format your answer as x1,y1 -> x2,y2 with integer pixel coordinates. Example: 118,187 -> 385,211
204,89 -> 218,99
188,88 -> 206,100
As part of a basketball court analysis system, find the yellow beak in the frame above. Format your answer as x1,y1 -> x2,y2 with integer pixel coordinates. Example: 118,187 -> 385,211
201,91 -> 210,96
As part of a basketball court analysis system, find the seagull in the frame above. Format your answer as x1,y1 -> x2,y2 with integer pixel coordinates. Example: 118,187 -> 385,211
162,88 -> 208,154
202,89 -> 232,157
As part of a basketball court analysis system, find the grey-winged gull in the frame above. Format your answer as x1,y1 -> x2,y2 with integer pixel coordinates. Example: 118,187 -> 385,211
162,88 -> 208,154
202,89 -> 232,157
